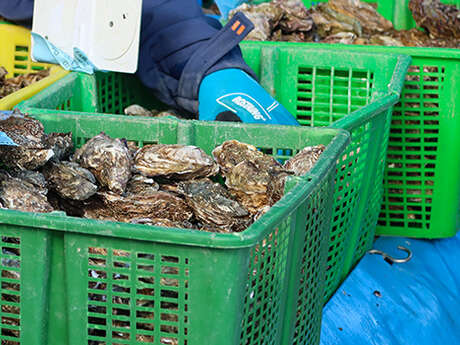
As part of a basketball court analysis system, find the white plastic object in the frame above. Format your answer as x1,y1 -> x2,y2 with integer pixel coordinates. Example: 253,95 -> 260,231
31,0 -> 143,73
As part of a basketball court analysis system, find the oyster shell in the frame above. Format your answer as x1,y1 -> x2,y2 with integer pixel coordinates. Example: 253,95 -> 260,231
124,104 -> 154,117
73,133 -> 132,194
178,178 -> 251,233
0,176 -> 53,213
124,104 -> 185,119
10,170 -> 48,195
43,161 -> 98,200
126,174 -> 159,195
230,0 -> 314,42
126,141 -> 140,158
229,3 -> 283,41
213,140 -> 291,213
134,144 -> 218,180
283,145 -> 326,176
229,0 -> 459,48
0,112 -> 54,170
83,190 -> 193,223
44,132 -> 73,162
409,0 -> 460,39
47,191 -> 91,217
0,68 -> 50,99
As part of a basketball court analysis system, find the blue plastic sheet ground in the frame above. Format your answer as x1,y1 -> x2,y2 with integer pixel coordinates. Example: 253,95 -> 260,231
321,233 -> 460,345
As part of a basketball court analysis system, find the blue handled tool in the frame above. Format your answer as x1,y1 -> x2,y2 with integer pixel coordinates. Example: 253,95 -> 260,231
199,68 -> 300,126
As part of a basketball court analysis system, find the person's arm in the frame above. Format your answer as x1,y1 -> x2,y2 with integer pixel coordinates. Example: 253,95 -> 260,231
137,0 -> 298,125
0,0 -> 34,21
136,0 -> 256,115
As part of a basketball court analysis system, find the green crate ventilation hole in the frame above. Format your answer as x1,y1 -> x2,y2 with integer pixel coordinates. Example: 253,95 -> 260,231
352,109 -> 392,266
86,248 -> 189,345
295,66 -> 375,300
239,219 -> 290,345
291,180 -> 330,345
13,45 -> 45,77
97,73 -> 135,115
379,64 -> 445,231
0,236 -> 21,345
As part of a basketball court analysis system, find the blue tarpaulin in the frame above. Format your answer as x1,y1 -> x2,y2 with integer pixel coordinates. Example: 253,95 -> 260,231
321,233 -> 460,345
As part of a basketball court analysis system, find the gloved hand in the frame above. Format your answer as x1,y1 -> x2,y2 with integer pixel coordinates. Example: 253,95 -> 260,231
199,68 -> 300,126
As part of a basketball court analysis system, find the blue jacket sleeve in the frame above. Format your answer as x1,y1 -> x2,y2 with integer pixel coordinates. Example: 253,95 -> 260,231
0,0 -> 34,21
136,0 -> 256,115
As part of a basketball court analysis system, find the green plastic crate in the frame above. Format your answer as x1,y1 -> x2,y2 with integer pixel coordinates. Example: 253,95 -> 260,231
237,42 -> 460,243
17,46 -> 410,303
239,44 -> 411,301
0,114 -> 349,345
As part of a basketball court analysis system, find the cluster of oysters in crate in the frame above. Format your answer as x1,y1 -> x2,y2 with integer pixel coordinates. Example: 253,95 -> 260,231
0,111 -> 325,233
0,67 -> 50,99
230,0 -> 460,48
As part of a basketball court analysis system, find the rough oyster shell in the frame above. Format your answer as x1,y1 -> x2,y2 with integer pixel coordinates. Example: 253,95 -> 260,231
178,178 -> 251,233
126,174 -> 159,195
212,140 -> 265,175
213,140 -> 291,213
43,161 -> 98,200
73,133 -> 132,194
124,104 -> 154,117
229,3 -> 283,41
0,68 -> 50,99
84,190 -> 193,223
409,0 -> 460,39
134,144 -> 218,180
11,170 -> 48,195
283,144 -> 326,176
44,132 -> 73,162
0,113 -> 54,170
0,177 -> 53,213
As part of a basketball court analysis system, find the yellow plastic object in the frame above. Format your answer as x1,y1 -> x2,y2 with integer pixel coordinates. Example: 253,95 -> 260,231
0,23 -> 68,110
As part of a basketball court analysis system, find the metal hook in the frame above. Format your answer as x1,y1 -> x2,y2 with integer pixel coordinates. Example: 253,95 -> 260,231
367,246 -> 412,264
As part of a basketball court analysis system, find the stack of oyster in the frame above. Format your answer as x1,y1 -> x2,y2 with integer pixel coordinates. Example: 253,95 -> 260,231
0,111 -> 325,233
230,0 -> 460,48
0,67 -> 50,99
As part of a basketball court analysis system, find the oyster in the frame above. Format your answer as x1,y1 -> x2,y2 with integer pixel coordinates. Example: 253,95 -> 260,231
44,132 -> 73,162
126,141 -> 140,158
0,176 -> 53,213
124,104 -> 186,119
47,191 -> 92,217
0,112 -> 54,170
284,145 -> 326,176
409,0 -> 460,39
83,190 -> 193,223
0,68 -> 50,99
230,0 -> 314,42
178,178 -> 251,233
73,133 -> 132,194
134,144 -> 218,180
124,104 -> 154,117
126,174 -> 159,195
213,140 -> 292,213
229,3 -> 283,41
10,170 -> 48,195
229,0 -> 459,48
43,161 -> 98,200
